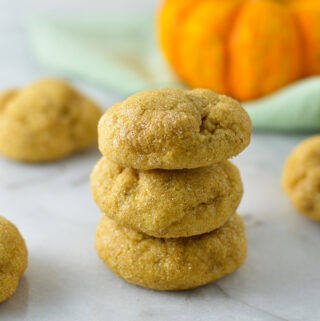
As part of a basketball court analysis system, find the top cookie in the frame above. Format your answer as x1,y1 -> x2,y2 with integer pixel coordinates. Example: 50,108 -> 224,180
98,89 -> 251,170
0,79 -> 102,162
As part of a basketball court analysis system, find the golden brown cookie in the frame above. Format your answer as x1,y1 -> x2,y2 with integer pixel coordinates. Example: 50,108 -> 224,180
0,217 -> 28,303
282,135 -> 320,221
95,214 -> 247,291
98,88 -> 251,170
0,79 -> 102,162
91,157 -> 243,238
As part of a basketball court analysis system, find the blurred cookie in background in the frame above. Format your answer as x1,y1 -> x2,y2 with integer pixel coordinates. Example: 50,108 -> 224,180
0,216 -> 28,303
282,135 -> 320,221
0,78 -> 102,163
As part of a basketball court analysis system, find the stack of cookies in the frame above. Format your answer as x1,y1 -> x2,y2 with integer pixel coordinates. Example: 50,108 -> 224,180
91,88 -> 252,291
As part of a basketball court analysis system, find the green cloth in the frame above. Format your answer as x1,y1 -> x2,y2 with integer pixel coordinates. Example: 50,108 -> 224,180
28,16 -> 320,132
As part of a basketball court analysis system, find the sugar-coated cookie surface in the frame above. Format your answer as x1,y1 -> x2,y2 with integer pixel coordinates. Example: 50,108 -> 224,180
0,217 -> 28,303
282,135 -> 320,221
91,157 -> 243,238
98,88 -> 251,170
95,214 -> 247,291
0,79 -> 102,162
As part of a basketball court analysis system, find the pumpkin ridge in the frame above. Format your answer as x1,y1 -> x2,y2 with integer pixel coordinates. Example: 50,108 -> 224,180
290,1 -> 320,75
291,11 -> 308,78
229,0 -> 304,100
157,0 -> 202,81
225,1 -> 247,97
176,0 -> 244,95
171,1 -> 204,81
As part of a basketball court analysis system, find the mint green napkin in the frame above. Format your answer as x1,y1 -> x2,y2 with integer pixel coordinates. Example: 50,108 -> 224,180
28,16 -> 320,132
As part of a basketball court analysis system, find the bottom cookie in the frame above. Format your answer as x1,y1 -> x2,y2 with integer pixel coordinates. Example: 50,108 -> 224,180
95,214 -> 247,291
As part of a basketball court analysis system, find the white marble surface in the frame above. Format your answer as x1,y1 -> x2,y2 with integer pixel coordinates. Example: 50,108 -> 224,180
1,1 -> 320,320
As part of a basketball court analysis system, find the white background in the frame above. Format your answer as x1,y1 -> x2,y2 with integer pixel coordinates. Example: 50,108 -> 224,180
0,1 -> 319,321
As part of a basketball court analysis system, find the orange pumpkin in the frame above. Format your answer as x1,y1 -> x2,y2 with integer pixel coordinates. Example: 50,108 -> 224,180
158,0 -> 320,101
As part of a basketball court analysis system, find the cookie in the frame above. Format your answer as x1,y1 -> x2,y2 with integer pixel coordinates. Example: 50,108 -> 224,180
98,88 -> 251,170
282,135 -> 320,221
91,157 -> 243,238
95,214 -> 247,291
0,217 -> 28,303
0,79 -> 102,162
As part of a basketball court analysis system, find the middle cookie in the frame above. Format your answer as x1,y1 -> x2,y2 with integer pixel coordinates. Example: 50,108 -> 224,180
91,157 -> 243,238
